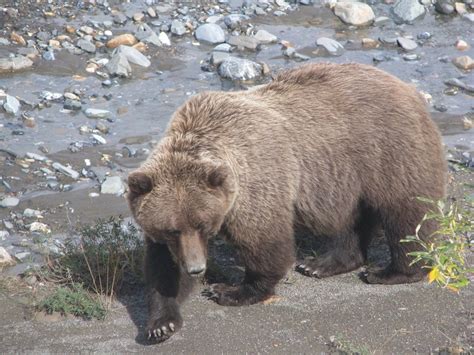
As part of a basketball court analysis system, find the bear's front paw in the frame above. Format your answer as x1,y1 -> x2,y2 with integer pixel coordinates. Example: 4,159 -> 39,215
146,313 -> 182,343
203,283 -> 266,306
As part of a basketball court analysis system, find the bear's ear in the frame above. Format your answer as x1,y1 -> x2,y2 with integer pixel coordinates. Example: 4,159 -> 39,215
207,165 -> 228,189
128,171 -> 153,195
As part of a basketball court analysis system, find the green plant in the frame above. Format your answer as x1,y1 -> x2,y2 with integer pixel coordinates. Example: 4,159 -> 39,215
38,283 -> 106,320
402,198 -> 473,292
41,217 -> 144,309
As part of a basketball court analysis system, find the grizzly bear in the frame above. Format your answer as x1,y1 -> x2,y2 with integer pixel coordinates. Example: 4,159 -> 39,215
127,63 -> 447,342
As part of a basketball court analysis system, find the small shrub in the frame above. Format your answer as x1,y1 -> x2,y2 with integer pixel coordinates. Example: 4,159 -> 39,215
402,198 -> 473,292
38,283 -> 106,320
41,217 -> 144,309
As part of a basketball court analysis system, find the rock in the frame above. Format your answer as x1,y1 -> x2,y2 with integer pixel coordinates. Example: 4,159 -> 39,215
316,37 -> 345,56
452,56 -> 474,70
26,152 -> 47,161
113,12 -> 128,25
92,134 -> 107,145
107,34 -> 137,48
463,117 -> 473,130
77,38 -> 96,53
0,55 -> 33,73
274,10 -> 286,16
40,91 -> 62,101
362,38 -> 379,48
106,51 -> 132,77
23,208 -> 41,218
218,57 -> 263,81
0,247 -> 15,267
52,162 -> 80,179
391,0 -> 426,23
64,99 -> 82,110
403,53 -> 420,61
455,40 -> 469,51
300,0 -> 313,4
0,230 -> 10,240
417,32 -> 431,40
0,197 -> 20,208
10,32 -> 26,46
133,12 -> 145,22
227,36 -> 259,50
15,252 -> 31,261
159,32 -> 171,46
3,95 -> 20,115
213,43 -> 232,52
435,0 -> 455,14
333,2 -> 375,26
42,50 -> 55,61
224,14 -> 248,29
462,13 -> 474,23
30,222 -> 50,233
195,24 -> 226,44
112,45 -> 150,67
84,108 -> 111,119
171,20 -> 186,36
455,2 -> 467,14
101,176 -> 125,195
147,7 -> 157,18
210,51 -> 230,65
397,37 -> 418,51
444,78 -> 474,93
374,16 -> 391,25
254,30 -> 277,44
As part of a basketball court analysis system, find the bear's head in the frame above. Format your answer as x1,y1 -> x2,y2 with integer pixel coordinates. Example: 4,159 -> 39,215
127,154 -> 237,277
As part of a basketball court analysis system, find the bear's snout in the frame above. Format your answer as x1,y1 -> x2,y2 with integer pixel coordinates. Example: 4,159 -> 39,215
178,230 -> 208,277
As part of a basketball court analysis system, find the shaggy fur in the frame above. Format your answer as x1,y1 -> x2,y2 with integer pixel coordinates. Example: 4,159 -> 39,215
127,63 -> 447,342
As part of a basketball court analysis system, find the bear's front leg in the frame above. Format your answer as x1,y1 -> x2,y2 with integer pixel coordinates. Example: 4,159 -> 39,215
145,239 -> 194,342
206,232 -> 295,306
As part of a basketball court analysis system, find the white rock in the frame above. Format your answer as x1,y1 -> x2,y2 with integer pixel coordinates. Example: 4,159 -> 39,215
334,1 -> 375,26
30,222 -> 51,233
84,108 -> 111,119
92,134 -> 107,145
3,95 -> 20,115
159,32 -> 171,46
253,29 -> 277,44
115,45 -> 151,67
0,197 -> 20,208
0,230 -> 9,240
23,208 -> 42,218
52,162 -> 80,179
0,247 -> 15,267
26,152 -> 47,161
392,0 -> 426,23
101,176 -> 125,195
195,23 -> 226,44
316,37 -> 345,56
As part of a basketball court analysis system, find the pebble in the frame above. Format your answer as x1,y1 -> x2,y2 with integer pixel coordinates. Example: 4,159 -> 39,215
0,197 -> 20,208
333,2 -> 375,26
171,20 -> 187,36
92,134 -> 107,145
455,2 -> 467,14
10,32 -> 26,46
435,0 -> 455,14
463,13 -> 474,23
211,52 -> 231,65
133,12 -> 145,22
224,14 -> 248,30
0,230 -> 9,240
213,43 -> 232,52
452,55 -> 474,70
0,55 -> 33,73
106,51 -> 132,77
23,208 -> 42,218
403,53 -> 420,61
115,45 -> 151,67
26,152 -> 47,161
64,99 -> 82,111
0,247 -> 15,267
101,176 -> 125,195
15,251 -> 31,261
158,32 -> 171,46
218,57 -> 263,81
362,38 -> 379,49
30,221 -> 51,233
417,32 -> 431,40
52,162 -> 80,179
147,7 -> 157,18
444,78 -> 474,93
107,34 -> 137,48
253,30 -> 277,44
195,23 -> 226,44
316,37 -> 345,56
84,108 -> 111,119
455,39 -> 469,51
227,36 -> 260,50
77,38 -> 96,53
3,95 -> 20,115
391,0 -> 426,23
397,37 -> 418,51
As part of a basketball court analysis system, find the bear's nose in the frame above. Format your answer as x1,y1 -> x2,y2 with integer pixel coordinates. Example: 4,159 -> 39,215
187,265 -> 206,276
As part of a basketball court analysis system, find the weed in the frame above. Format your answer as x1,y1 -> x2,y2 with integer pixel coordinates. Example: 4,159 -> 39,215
39,217 -> 144,309
327,335 -> 369,355
402,198 -> 473,292
38,283 -> 106,320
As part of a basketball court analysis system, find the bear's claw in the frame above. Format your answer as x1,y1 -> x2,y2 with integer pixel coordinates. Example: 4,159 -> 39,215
146,318 -> 180,343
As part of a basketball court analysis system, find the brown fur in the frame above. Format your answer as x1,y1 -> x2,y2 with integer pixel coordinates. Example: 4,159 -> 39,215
127,63 -> 447,342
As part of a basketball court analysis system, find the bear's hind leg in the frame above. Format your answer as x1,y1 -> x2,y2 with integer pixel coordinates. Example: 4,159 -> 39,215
296,231 -> 364,277
365,203 -> 432,284
206,222 -> 295,306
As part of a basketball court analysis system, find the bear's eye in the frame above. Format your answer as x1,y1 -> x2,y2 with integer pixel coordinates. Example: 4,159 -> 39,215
166,229 -> 181,237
